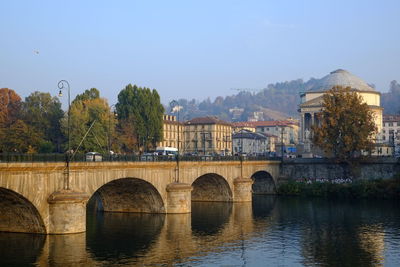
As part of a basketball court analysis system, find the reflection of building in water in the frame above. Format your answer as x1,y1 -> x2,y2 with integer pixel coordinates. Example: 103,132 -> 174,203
357,225 -> 385,265
298,200 -> 386,267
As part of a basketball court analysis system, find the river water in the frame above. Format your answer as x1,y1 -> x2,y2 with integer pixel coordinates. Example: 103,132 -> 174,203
1,196 -> 400,266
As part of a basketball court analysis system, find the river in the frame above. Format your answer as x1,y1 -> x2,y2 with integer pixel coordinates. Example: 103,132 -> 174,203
1,196 -> 400,266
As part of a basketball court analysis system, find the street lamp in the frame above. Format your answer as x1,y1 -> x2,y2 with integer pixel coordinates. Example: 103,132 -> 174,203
170,100 -> 180,153
108,104 -> 116,154
58,80 -> 71,190
170,100 -> 181,183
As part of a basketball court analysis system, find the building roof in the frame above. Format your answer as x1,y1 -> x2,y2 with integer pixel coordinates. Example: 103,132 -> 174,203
233,120 -> 299,128
383,115 -> 400,122
232,131 -> 267,140
307,69 -> 375,92
232,122 -> 256,128
299,95 -> 324,108
185,116 -> 232,126
258,132 -> 278,138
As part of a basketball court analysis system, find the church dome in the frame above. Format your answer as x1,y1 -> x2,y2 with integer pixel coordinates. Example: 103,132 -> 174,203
308,69 -> 375,92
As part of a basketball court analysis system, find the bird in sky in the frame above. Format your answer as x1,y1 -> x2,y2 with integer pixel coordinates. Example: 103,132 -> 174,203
34,50 -> 39,54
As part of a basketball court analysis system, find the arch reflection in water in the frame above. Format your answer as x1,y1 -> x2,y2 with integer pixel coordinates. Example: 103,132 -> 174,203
0,232 -> 46,266
252,195 -> 277,219
86,211 -> 165,261
191,202 -> 232,236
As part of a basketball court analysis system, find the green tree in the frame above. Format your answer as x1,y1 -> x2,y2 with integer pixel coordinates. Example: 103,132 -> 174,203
312,86 -> 377,160
72,88 -> 100,104
0,88 -> 44,153
116,115 -> 138,153
116,84 -> 164,152
1,119 -> 41,153
22,91 -> 64,152
63,91 -> 116,153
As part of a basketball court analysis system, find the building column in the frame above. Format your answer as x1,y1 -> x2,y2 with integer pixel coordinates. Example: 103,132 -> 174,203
166,182 -> 192,213
310,113 -> 315,126
47,189 -> 89,234
233,177 -> 253,202
301,113 -> 305,142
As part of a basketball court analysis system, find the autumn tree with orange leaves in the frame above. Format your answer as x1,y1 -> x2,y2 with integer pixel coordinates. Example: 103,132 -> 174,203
312,86 -> 377,160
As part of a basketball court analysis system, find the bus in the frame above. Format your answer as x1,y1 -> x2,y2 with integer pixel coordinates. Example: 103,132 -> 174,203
155,147 -> 178,156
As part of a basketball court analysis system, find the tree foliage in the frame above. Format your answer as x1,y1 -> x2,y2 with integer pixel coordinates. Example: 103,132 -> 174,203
72,88 -> 100,104
312,86 -> 377,160
22,91 -> 64,152
116,84 -> 164,152
0,88 -> 22,127
1,119 -> 41,153
0,88 -> 43,152
63,91 -> 115,153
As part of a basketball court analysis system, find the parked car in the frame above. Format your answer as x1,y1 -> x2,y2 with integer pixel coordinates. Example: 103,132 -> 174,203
86,152 -> 102,162
140,153 -> 157,161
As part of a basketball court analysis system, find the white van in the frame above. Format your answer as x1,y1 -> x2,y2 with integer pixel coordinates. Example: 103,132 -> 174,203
155,147 -> 178,156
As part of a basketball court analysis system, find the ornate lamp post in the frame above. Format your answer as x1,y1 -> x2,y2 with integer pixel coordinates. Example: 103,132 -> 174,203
170,100 -> 180,152
170,100 -> 181,182
108,104 -> 116,154
58,80 -> 71,190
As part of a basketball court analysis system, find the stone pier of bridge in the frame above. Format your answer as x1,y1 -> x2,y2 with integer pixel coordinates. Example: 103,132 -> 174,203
0,160 -> 280,234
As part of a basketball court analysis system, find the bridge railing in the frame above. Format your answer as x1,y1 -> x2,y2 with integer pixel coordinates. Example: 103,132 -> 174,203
0,153 -> 281,163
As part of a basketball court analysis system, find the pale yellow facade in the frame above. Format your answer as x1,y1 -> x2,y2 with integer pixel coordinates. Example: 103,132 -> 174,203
184,117 -> 232,155
157,115 -> 184,151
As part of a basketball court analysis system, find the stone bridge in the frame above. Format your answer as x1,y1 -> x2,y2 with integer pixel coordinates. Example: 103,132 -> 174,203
0,160 -> 280,234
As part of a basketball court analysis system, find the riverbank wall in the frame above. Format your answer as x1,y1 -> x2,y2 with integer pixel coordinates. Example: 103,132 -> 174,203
280,157 -> 400,181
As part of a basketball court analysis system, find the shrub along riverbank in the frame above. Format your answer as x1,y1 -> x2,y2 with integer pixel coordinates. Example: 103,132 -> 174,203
277,177 -> 400,199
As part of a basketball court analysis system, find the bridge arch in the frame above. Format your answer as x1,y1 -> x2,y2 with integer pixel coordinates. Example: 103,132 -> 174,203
88,178 -> 166,213
191,173 -> 232,202
251,171 -> 276,194
0,187 -> 46,233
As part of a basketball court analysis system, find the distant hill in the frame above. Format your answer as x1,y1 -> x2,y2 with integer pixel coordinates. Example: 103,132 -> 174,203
168,78 -> 399,121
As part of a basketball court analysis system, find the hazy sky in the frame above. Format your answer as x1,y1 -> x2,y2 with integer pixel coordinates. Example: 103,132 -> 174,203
1,0 -> 399,108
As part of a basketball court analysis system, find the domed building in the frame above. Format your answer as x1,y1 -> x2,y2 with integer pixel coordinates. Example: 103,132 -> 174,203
299,69 -> 383,142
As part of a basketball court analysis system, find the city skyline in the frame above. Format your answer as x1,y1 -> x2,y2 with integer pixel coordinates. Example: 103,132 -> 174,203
1,1 -> 399,108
